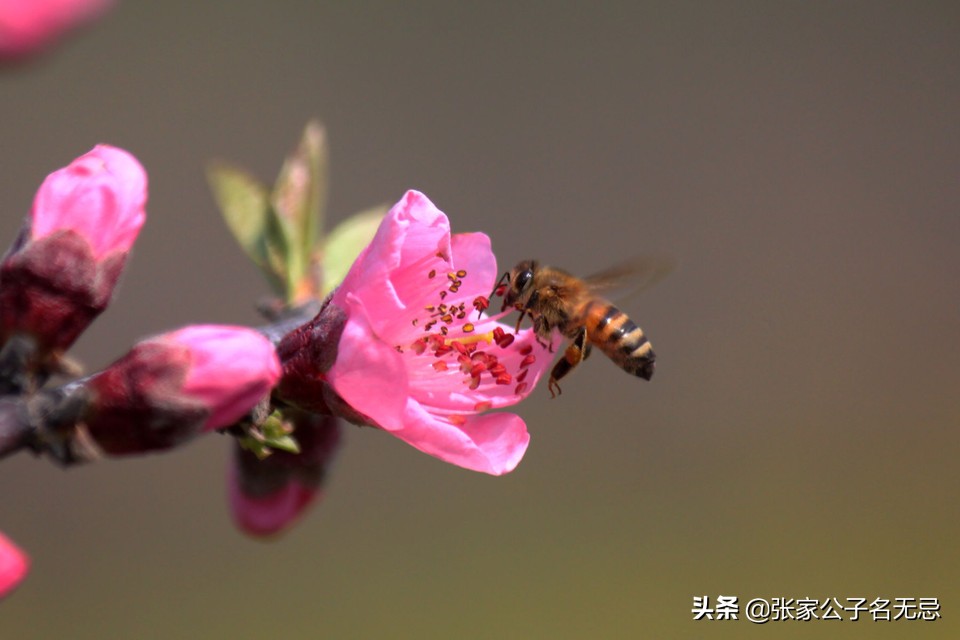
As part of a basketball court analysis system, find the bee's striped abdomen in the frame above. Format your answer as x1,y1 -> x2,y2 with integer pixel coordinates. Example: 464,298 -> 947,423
581,300 -> 655,380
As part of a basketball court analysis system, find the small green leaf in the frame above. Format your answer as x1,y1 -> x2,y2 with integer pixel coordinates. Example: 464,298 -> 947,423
319,205 -> 388,295
236,410 -> 302,458
271,120 -> 329,303
206,161 -> 286,296
266,435 -> 301,454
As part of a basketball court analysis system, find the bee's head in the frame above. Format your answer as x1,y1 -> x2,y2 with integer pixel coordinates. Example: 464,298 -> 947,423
501,259 -> 538,309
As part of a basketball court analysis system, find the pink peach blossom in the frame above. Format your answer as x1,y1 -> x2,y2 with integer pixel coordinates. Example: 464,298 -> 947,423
324,190 -> 558,475
0,531 -> 28,600
0,0 -> 111,59
31,144 -> 146,260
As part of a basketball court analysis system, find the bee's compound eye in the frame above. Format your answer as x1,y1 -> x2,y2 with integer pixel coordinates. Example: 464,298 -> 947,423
516,270 -> 533,292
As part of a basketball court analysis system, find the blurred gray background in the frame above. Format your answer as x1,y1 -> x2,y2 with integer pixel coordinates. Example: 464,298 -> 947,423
1,2 -> 958,638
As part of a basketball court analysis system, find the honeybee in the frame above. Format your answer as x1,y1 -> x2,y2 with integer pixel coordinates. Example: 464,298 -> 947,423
494,259 -> 666,397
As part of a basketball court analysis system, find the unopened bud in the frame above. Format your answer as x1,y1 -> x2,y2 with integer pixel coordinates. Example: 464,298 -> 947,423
228,413 -> 341,537
84,325 -> 280,456
0,145 -> 147,355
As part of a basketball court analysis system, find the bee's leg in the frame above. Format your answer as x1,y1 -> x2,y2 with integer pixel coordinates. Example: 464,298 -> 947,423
548,327 -> 588,398
532,316 -> 554,351
513,307 -> 526,333
515,290 -> 540,333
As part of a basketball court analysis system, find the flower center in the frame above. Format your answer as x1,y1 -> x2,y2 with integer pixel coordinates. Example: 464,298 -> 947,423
397,264 -> 537,401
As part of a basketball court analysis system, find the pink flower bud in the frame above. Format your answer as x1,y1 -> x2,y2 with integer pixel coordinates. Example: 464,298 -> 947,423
30,144 -> 146,260
227,414 -> 341,537
0,145 -> 147,353
0,0 -> 112,60
0,531 -> 28,600
85,325 -> 281,455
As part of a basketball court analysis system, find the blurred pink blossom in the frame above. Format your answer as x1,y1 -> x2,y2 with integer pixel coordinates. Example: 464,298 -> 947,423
228,414 -> 341,537
0,0 -> 112,59
31,144 -> 146,260
324,190 -> 557,475
0,531 -> 28,599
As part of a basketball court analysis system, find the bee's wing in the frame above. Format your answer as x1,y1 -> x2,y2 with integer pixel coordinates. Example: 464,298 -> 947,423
582,256 -> 675,300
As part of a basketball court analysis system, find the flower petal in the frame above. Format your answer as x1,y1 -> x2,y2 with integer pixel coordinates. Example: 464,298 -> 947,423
391,401 -> 530,475
326,294 -> 408,431
334,190 -> 452,340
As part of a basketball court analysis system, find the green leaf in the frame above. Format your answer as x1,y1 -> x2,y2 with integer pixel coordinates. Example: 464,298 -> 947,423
265,435 -> 301,454
206,161 -> 286,296
271,120 -> 329,303
319,205 -> 388,296
236,410 -> 302,458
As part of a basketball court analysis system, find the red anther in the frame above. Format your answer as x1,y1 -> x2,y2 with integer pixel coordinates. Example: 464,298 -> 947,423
452,341 -> 469,355
468,375 -> 481,390
520,354 -> 536,368
473,296 -> 490,312
449,414 -> 467,426
492,326 -> 505,340
428,269 -> 437,278
494,284 -> 507,297
514,382 -> 528,395
411,318 -> 419,326
473,401 -> 492,412
520,344 -> 533,356
495,333 -> 515,348
469,362 -> 486,378
489,363 -> 506,377
516,368 -> 529,383
411,338 -> 428,355
432,361 -> 449,372
434,344 -> 453,356
495,372 -> 512,385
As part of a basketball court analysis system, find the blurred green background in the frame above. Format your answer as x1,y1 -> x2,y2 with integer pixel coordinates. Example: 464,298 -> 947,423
1,2 -> 958,638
